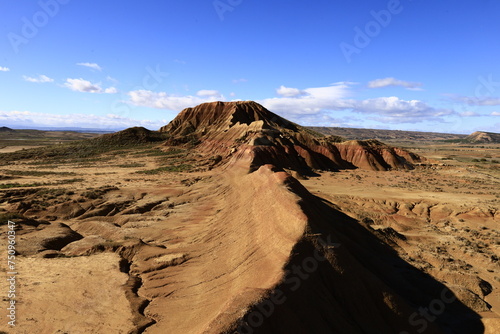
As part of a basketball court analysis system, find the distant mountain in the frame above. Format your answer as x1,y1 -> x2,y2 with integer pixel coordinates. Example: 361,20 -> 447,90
0,126 -> 15,132
308,126 -> 467,142
94,126 -> 168,145
2,125 -> 117,134
465,131 -> 500,143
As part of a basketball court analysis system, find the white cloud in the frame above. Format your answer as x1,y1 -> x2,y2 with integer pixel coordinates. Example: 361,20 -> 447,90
64,78 -> 101,93
64,78 -> 117,94
350,97 -> 455,123
0,66 -> 10,72
0,110 -> 165,130
104,87 -> 118,94
125,83 -> 354,116
368,77 -> 423,90
23,75 -> 54,83
127,90 -> 224,111
459,111 -> 481,117
491,112 -> 500,116
76,62 -> 102,71
260,84 -> 452,124
276,86 -> 305,97
450,95 -> 500,106
259,83 -> 354,115
122,83 -> 455,125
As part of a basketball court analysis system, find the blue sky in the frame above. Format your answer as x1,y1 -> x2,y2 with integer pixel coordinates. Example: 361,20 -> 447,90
1,0 -> 499,133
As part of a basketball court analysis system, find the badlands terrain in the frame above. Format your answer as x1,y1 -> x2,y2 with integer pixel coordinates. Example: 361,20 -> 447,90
0,101 -> 499,334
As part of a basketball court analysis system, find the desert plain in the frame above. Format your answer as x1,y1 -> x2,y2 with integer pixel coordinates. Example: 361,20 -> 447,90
0,101 -> 499,334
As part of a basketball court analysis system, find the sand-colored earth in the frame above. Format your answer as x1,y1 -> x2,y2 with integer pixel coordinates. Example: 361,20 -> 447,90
0,253 -> 135,334
0,146 -> 41,153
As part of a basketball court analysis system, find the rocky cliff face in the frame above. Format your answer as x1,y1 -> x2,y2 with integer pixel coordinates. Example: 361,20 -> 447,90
160,101 -> 423,174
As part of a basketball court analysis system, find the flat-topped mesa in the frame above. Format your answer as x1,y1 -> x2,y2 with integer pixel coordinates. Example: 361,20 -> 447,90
159,101 -> 423,173
159,101 -> 297,137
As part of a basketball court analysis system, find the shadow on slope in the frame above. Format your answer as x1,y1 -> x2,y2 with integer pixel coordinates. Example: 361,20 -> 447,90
231,176 -> 484,334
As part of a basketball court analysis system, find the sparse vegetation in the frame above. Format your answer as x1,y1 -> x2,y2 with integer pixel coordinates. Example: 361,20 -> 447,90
0,182 -> 46,189
132,148 -> 186,157
2,169 -> 76,177
115,163 -> 146,168
136,164 -> 193,174
0,212 -> 25,224
0,180 -> 84,189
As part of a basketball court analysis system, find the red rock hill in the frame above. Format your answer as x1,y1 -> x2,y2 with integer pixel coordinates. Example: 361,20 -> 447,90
160,101 -> 423,173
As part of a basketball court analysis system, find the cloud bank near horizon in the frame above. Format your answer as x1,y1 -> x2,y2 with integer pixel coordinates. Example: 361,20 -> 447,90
4,76 -> 497,133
